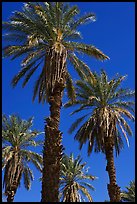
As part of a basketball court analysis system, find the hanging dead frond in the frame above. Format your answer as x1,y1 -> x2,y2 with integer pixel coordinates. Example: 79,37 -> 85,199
45,45 -> 67,100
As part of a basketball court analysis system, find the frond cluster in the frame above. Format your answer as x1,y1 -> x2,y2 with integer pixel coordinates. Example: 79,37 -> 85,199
3,2 -> 109,103
65,70 -> 135,156
59,153 -> 96,202
2,114 -> 43,194
121,180 -> 135,202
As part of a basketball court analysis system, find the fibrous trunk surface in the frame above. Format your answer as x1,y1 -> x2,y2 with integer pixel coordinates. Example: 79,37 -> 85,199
5,154 -> 22,202
105,137 -> 121,202
42,47 -> 67,202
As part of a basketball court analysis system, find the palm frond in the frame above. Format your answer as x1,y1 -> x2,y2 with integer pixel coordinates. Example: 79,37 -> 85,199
70,12 -> 96,29
68,114 -> 89,134
67,42 -> 109,61
66,70 -> 134,155
22,61 -> 42,87
23,167 -> 31,190
60,153 -> 95,202
2,114 -> 43,196
78,184 -> 93,202
65,72 -> 76,102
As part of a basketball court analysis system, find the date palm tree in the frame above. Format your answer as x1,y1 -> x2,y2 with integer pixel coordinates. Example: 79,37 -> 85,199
60,153 -> 96,202
121,180 -> 135,202
65,70 -> 135,202
2,2 -> 109,202
2,114 -> 43,202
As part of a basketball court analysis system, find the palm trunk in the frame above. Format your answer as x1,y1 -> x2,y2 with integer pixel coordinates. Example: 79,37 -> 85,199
105,137 -> 121,202
42,81 -> 65,202
65,186 -> 72,202
65,186 -> 80,202
42,45 -> 67,202
7,191 -> 15,202
6,182 -> 18,202
5,156 -> 22,202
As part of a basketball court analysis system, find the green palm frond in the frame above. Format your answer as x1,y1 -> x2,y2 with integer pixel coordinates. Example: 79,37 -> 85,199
65,72 -> 76,102
21,149 -> 43,165
68,53 -> 88,80
65,70 -> 135,156
110,101 -> 135,113
80,181 -> 95,191
65,30 -> 82,40
68,114 -> 90,134
2,146 -> 13,170
63,5 -> 79,26
67,42 -> 109,61
26,167 -> 34,181
2,114 -> 43,195
60,153 -> 96,202
78,183 -> 93,202
114,130 -> 124,156
23,167 -> 31,190
3,2 -> 109,103
109,89 -> 135,104
121,181 -> 135,202
22,61 -> 42,87
70,12 -> 96,30
12,59 -> 41,87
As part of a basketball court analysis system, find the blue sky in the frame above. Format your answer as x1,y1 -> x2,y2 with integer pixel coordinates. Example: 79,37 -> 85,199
2,2 -> 135,202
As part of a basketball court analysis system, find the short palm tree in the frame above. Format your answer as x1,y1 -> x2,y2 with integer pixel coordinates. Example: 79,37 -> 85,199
121,180 -> 135,202
2,114 -> 43,202
65,70 -> 135,202
60,153 -> 96,202
2,2 -> 109,202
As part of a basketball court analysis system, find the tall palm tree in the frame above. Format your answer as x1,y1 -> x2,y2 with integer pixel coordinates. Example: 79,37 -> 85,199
2,2 -> 109,202
121,180 -> 135,202
65,70 -> 135,202
2,114 -> 43,202
60,153 -> 96,202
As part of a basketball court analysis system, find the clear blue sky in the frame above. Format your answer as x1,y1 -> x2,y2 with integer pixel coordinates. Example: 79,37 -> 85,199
2,2 -> 135,202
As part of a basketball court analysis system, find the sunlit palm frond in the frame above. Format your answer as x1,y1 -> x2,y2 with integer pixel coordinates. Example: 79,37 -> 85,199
121,181 -> 135,202
2,114 -> 43,195
60,153 -> 96,202
65,70 -> 135,156
65,72 -> 76,102
3,2 -> 109,103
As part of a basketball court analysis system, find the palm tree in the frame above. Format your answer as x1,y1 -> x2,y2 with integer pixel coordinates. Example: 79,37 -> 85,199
60,153 -> 96,202
65,70 -> 135,202
2,2 -> 109,202
121,180 -> 135,202
2,114 -> 43,202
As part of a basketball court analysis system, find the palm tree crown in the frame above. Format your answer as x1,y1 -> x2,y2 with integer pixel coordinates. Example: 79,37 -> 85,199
3,2 -> 109,103
65,70 -> 135,202
65,70 -> 135,156
121,180 -> 135,202
60,153 -> 96,202
2,114 -> 43,200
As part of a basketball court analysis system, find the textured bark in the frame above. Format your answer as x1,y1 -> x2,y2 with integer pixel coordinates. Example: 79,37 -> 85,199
42,45 -> 67,202
64,185 -> 80,202
6,180 -> 18,202
105,137 -> 121,202
5,154 -> 22,202
42,80 -> 65,202
7,191 -> 15,202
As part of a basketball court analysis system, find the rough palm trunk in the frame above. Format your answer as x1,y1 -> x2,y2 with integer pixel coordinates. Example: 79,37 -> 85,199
6,180 -> 19,202
7,190 -> 15,202
105,137 -> 121,202
65,187 -> 71,202
65,186 -> 80,202
5,154 -> 22,202
42,47 -> 67,202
